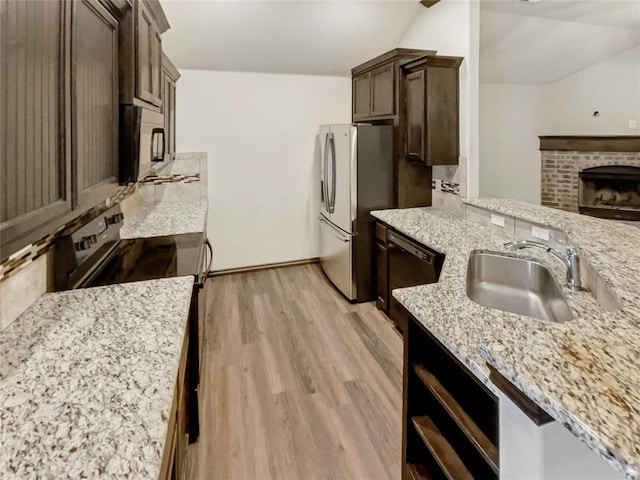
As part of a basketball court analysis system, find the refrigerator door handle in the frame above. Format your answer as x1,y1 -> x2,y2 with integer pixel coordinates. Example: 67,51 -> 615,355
323,132 -> 330,213
328,132 -> 336,213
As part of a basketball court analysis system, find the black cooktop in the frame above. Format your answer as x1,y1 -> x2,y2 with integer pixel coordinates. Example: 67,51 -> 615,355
53,204 -> 207,291
84,232 -> 205,288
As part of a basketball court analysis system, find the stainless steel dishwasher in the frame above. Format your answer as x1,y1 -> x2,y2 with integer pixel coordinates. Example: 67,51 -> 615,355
387,230 -> 444,333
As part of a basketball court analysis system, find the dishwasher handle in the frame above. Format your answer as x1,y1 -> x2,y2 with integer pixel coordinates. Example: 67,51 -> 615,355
388,232 -> 436,265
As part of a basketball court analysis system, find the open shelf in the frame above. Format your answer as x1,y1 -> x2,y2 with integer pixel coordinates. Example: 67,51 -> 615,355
406,463 -> 434,480
413,363 -> 499,473
412,416 -> 474,480
402,310 -> 499,480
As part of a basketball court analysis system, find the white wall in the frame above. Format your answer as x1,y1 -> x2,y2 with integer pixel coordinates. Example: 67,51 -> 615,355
399,0 -> 481,198
542,45 -> 640,135
479,45 -> 640,203
176,70 -> 351,271
480,84 -> 543,203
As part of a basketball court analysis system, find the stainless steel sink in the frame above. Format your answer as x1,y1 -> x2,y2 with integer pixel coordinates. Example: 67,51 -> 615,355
466,250 -> 574,323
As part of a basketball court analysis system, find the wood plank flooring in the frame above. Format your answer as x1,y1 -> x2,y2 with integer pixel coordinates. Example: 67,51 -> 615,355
187,263 -> 403,480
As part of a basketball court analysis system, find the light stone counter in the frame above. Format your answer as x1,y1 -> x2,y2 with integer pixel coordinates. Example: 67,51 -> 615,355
120,200 -> 208,239
371,204 -> 640,479
0,276 -> 194,479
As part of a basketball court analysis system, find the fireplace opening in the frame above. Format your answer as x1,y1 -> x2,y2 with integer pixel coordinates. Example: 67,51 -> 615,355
579,166 -> 640,220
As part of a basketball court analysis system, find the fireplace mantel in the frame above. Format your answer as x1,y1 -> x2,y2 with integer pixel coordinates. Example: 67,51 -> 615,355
539,136 -> 640,152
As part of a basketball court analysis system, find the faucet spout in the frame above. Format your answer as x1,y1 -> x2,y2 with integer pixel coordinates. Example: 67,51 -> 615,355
503,240 -> 582,291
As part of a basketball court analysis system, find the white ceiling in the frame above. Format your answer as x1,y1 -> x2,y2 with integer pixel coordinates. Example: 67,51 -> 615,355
160,0 -> 422,76
480,0 -> 640,84
481,0 -> 640,30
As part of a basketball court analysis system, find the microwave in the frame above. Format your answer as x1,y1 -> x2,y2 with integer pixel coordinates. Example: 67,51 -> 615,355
119,105 -> 165,184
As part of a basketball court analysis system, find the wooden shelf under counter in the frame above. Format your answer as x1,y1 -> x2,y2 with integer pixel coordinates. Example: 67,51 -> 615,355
401,302 -> 499,480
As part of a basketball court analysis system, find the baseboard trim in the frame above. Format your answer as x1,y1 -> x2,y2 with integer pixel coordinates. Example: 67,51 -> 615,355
209,257 -> 320,277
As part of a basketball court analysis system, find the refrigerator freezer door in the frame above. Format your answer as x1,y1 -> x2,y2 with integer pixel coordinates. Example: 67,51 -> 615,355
319,216 -> 354,300
328,124 -> 356,234
319,125 -> 332,220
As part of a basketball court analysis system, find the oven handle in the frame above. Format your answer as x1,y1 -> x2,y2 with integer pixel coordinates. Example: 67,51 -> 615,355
204,239 -> 213,279
196,238 -> 213,287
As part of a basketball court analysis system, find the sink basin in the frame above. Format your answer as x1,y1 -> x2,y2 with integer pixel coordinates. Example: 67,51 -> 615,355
466,250 -> 573,323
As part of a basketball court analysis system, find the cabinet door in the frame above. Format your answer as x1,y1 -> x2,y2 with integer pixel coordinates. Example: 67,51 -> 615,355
161,72 -> 177,157
136,1 -> 162,106
376,241 -> 389,312
151,28 -> 163,105
352,72 -> 371,119
162,73 -> 171,154
72,0 -> 118,207
425,66 -> 459,165
405,70 -> 425,163
0,0 -> 71,247
370,64 -> 395,116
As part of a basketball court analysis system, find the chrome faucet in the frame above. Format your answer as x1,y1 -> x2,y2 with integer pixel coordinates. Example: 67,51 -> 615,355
503,240 -> 582,291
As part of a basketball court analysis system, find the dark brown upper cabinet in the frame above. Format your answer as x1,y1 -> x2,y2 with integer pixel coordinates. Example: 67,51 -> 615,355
136,1 -> 162,105
405,71 -> 426,162
161,53 -> 181,160
352,72 -> 371,120
352,48 -> 435,121
1,0 -> 72,251
118,0 -> 169,109
72,0 -> 119,207
1,0 -> 121,259
402,55 -> 463,166
0,0 -> 140,260
370,63 -> 395,116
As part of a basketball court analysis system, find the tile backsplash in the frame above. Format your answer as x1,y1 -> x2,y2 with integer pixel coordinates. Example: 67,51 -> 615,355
431,162 -> 464,197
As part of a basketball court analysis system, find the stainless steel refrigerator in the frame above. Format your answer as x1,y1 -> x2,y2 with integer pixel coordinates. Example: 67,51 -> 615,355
319,124 -> 393,302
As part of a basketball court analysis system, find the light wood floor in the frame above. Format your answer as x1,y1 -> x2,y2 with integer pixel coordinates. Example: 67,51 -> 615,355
187,263 -> 403,480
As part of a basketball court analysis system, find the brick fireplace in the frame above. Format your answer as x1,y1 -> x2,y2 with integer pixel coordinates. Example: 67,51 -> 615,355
540,136 -> 640,217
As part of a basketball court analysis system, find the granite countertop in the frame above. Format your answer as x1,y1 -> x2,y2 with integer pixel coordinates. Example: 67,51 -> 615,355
120,200 -> 208,239
0,276 -> 194,479
372,203 -> 640,479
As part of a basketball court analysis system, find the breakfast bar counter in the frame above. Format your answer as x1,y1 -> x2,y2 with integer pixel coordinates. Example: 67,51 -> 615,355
373,200 -> 640,478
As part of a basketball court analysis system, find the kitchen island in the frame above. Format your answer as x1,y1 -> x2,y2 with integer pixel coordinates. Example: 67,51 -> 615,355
372,200 -> 640,479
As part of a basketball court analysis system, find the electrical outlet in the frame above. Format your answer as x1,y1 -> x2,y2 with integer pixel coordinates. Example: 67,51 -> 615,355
491,214 -> 505,227
630,120 -> 637,129
531,226 -> 550,241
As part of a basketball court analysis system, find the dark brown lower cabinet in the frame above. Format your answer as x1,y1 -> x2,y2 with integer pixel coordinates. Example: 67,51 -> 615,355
375,222 -> 389,311
402,305 -> 499,479
159,324 -> 189,480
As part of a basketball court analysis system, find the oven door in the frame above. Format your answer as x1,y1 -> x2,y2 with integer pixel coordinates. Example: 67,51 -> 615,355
188,238 -> 212,443
196,239 -> 212,380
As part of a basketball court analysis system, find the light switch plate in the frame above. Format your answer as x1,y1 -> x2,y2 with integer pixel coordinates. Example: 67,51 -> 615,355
491,214 -> 505,227
531,226 -> 550,241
